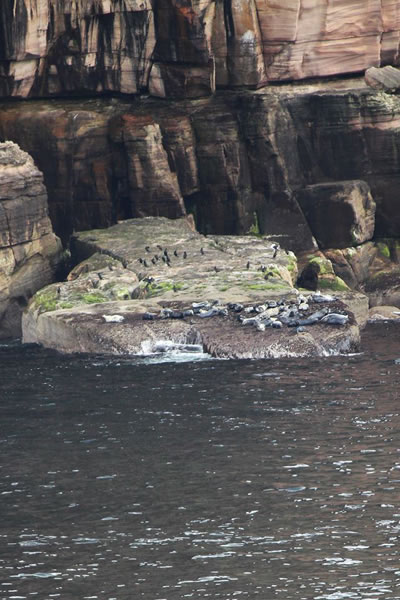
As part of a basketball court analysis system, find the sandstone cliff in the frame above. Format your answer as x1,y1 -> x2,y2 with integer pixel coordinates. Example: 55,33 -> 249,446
1,1 -> 400,99
0,141 -> 62,337
0,80 -> 398,251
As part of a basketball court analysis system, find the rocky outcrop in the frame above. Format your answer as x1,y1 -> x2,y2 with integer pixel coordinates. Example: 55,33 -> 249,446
3,80 -> 400,250
22,217 -> 365,358
0,141 -> 62,337
1,1 -> 400,99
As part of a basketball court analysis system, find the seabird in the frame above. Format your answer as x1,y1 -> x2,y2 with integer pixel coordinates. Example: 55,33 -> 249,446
143,259 -> 148,268
174,249 -> 179,257
145,246 -> 151,252
183,251 -> 187,259
151,258 -> 156,265
157,244 -> 163,251
200,247 -> 205,255
246,261 -> 250,269
271,243 -> 279,259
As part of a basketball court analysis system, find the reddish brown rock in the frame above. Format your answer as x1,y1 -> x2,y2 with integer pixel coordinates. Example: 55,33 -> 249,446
0,141 -> 62,338
296,180 -> 376,250
1,1 -> 400,99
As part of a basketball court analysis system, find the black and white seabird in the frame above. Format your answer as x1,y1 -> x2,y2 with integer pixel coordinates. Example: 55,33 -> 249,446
271,243 -> 279,259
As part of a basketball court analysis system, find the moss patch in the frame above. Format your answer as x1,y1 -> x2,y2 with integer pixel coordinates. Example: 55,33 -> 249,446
377,241 -> 390,259
34,288 -> 58,313
247,212 -> 261,236
318,276 -> 349,292
82,293 -> 107,304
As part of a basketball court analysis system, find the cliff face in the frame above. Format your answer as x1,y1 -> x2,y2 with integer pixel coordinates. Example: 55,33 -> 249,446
0,141 -> 62,337
1,81 -> 400,254
1,0 -> 400,99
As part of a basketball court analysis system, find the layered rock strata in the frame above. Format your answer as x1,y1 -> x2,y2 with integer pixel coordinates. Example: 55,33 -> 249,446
2,79 -> 400,249
22,217 -> 365,358
1,1 -> 400,99
0,141 -> 62,337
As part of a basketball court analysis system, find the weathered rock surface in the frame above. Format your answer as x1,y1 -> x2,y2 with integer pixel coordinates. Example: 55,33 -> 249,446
0,141 -> 62,337
365,66 -> 400,92
368,305 -> 400,321
3,80 -> 400,250
296,181 -> 376,249
22,217 -> 364,358
1,1 -> 400,99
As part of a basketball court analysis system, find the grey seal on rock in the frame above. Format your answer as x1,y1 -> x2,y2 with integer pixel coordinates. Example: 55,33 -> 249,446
321,313 -> 348,325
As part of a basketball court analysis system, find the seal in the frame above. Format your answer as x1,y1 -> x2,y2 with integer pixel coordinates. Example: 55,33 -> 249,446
321,313 -> 348,325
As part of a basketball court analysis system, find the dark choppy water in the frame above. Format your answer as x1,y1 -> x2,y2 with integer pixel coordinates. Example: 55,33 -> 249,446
1,323 -> 400,599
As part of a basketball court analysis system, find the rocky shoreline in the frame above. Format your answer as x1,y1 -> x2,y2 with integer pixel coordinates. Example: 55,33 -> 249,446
22,216 -> 367,359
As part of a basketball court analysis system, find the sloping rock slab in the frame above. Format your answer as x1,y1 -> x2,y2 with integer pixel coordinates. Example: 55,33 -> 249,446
23,217 -> 363,358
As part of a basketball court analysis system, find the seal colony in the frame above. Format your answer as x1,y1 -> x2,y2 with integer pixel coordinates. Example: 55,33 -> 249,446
22,217 -> 366,358
141,291 -> 350,333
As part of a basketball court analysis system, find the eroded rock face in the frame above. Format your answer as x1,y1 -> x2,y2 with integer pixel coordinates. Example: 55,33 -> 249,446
0,141 -> 62,337
2,82 -> 400,253
296,181 -> 376,249
1,1 -> 400,99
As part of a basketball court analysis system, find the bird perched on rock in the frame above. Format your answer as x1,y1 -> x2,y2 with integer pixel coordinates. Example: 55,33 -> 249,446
246,261 -> 250,269
271,243 -> 279,259
174,249 -> 179,257
145,246 -> 151,252
143,259 -> 148,268
200,247 -> 205,255
183,251 -> 187,259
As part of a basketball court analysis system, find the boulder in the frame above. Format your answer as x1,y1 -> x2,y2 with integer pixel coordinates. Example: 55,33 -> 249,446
296,181 -> 376,249
365,66 -> 400,92
0,141 -> 62,337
